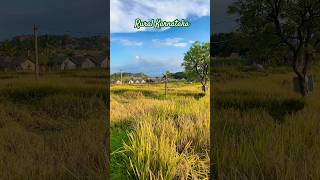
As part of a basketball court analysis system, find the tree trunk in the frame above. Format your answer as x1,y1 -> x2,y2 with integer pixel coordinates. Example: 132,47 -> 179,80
298,75 -> 308,96
202,82 -> 208,92
293,52 -> 310,96
201,76 -> 208,92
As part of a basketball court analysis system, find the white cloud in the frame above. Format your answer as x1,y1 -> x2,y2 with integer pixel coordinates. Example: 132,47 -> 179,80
110,0 -> 210,33
111,38 -> 143,46
189,40 -> 196,44
152,38 -> 188,48
111,55 -> 183,76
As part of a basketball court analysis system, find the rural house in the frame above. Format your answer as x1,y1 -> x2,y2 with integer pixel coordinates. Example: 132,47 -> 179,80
85,55 -> 108,68
48,56 -> 76,70
47,54 -> 108,71
115,80 -> 122,85
0,57 -> 35,72
74,56 -> 97,69
14,58 -> 35,72
100,57 -> 109,68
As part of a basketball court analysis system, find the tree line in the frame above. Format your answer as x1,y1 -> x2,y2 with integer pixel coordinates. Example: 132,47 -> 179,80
0,34 -> 108,59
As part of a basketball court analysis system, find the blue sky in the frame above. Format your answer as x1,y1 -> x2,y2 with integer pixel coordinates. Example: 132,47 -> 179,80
110,0 -> 210,76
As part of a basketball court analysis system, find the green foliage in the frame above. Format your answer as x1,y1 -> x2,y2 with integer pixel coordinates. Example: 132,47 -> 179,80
228,0 -> 320,96
183,42 -> 210,86
211,33 -> 247,57
170,71 -> 187,79
1,41 -> 17,56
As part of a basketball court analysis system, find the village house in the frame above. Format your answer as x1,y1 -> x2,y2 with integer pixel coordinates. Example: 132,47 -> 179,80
48,56 -> 76,71
0,54 -> 108,72
14,58 -> 35,72
75,53 -> 108,68
115,80 -> 122,85
0,56 -> 35,72
100,57 -> 109,68
128,80 -> 134,84
49,55 -> 100,70
74,56 -> 97,69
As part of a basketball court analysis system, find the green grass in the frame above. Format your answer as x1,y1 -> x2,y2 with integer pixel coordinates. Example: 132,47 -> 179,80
110,127 -> 130,179
213,66 -> 320,179
0,70 -> 108,179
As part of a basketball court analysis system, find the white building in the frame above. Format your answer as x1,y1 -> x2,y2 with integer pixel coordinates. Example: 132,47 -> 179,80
115,80 -> 122,85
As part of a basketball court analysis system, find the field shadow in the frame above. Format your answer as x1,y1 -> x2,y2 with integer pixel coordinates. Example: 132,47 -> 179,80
112,89 -> 205,100
0,86 -> 108,105
111,89 -> 160,99
175,92 -> 206,100
214,90 -> 305,122
0,75 -> 18,79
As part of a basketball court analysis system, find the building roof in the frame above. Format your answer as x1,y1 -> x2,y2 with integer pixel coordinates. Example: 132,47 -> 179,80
48,56 -> 72,66
72,56 -> 96,66
83,54 -> 106,65
0,56 -> 34,69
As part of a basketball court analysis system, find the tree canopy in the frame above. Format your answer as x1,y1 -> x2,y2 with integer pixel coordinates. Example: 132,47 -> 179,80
182,42 -> 210,91
230,0 -> 320,96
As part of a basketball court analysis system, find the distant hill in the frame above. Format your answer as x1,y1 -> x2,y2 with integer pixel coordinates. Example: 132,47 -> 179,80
110,71 -> 189,81
0,34 -> 108,58
110,72 -> 149,81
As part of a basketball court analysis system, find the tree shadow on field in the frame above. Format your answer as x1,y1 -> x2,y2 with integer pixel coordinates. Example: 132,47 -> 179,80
0,86 -> 108,105
111,89 -> 160,99
112,89 -> 206,100
175,92 -> 206,100
214,90 -> 305,123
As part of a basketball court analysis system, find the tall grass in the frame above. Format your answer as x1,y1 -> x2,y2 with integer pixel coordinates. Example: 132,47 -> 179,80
0,71 -> 108,179
213,67 -> 320,179
111,84 -> 210,179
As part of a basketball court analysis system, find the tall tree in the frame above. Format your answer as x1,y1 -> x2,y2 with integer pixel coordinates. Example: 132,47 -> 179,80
183,42 -> 210,92
230,0 -> 320,96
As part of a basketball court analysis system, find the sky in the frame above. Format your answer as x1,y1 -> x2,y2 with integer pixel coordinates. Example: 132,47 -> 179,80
0,0 -> 236,76
0,0 -> 108,40
212,0 -> 238,33
110,0 -> 211,76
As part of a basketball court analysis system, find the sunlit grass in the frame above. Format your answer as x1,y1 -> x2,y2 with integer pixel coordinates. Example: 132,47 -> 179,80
111,83 -> 210,179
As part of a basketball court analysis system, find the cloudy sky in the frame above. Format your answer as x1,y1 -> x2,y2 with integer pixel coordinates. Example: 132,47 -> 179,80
110,0 -> 211,76
0,0 -> 108,40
